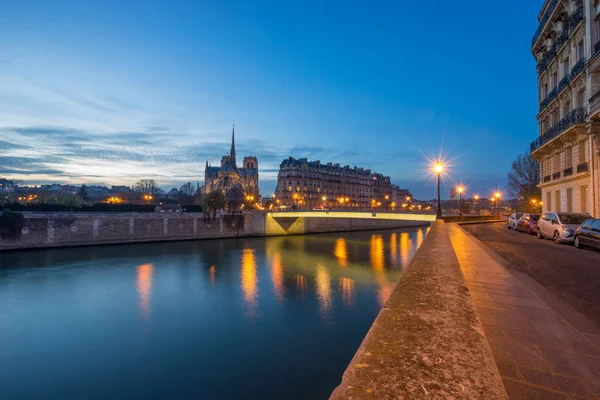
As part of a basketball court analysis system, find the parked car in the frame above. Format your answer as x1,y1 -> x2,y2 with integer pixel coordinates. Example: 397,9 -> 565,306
537,213 -> 590,244
574,218 -> 600,250
507,212 -> 524,230
517,214 -> 540,234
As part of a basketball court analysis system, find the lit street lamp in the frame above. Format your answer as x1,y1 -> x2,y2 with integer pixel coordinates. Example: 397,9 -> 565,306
456,186 -> 464,215
494,192 -> 501,215
434,162 -> 444,218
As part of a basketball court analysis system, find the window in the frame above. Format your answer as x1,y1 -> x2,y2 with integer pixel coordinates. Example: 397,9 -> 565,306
567,188 -> 573,212
581,219 -> 592,230
554,153 -> 561,172
578,40 -> 584,60
592,220 -> 600,232
546,192 -> 552,211
552,72 -> 558,89
555,190 -> 561,212
565,147 -> 572,168
563,57 -> 569,77
582,185 -> 589,213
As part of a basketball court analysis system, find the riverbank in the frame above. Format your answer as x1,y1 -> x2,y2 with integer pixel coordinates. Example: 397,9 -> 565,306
0,212 -> 431,251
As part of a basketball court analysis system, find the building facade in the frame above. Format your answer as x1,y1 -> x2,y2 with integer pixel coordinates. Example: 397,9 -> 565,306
274,157 -> 411,210
202,127 -> 259,196
531,0 -> 600,217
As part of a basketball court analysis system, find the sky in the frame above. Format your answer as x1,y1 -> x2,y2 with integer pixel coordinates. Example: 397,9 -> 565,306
0,0 -> 542,200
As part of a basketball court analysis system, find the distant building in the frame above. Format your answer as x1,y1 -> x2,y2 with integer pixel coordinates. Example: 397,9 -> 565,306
274,157 -> 410,210
202,126 -> 259,196
110,186 -> 132,193
0,178 -> 15,193
530,0 -> 598,217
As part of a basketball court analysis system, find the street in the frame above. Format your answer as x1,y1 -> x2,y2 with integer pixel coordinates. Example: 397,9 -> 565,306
462,222 -> 600,326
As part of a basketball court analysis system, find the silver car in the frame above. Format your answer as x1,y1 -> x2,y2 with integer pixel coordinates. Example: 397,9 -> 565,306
507,212 -> 524,230
537,212 -> 590,244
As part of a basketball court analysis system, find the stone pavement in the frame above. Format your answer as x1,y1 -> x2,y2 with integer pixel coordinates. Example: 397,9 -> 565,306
449,223 -> 600,400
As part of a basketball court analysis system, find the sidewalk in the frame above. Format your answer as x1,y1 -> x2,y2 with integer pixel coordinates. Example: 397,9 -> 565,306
448,223 -> 600,400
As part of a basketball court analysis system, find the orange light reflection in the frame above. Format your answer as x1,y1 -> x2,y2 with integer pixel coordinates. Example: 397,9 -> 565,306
136,263 -> 153,317
315,264 -> 332,319
241,249 -> 259,313
271,252 -> 284,302
334,238 -> 348,266
339,277 -> 355,308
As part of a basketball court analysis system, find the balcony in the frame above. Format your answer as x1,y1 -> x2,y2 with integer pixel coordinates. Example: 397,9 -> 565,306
577,162 -> 589,173
538,45 -> 557,76
563,167 -> 573,177
531,108 -> 587,153
552,172 -> 561,180
570,58 -> 585,80
558,74 -> 570,92
569,7 -> 584,30
539,87 -> 559,112
532,0 -> 559,47
544,175 -> 551,183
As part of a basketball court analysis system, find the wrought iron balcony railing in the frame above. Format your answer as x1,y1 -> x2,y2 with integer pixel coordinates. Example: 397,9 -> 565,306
577,162 -> 589,173
570,7 -> 584,30
571,58 -> 585,80
563,167 -> 573,177
558,74 -> 570,92
538,45 -> 557,76
552,172 -> 561,180
532,0 -> 559,47
595,41 -> 600,55
530,108 -> 587,152
543,175 -> 551,183
539,87 -> 559,112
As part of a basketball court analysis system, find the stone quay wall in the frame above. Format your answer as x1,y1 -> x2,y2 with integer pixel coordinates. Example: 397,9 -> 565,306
0,212 -> 430,251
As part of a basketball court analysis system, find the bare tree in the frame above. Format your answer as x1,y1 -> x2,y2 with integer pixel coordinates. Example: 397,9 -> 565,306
179,182 -> 195,197
507,153 -> 541,202
135,179 -> 162,195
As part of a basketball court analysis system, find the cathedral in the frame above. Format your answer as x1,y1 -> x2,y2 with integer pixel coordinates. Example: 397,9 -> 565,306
202,127 -> 259,196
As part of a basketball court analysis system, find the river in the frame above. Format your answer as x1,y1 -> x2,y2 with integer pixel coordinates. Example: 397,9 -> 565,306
0,226 -> 429,399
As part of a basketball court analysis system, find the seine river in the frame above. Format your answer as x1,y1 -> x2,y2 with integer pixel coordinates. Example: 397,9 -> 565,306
0,226 -> 429,399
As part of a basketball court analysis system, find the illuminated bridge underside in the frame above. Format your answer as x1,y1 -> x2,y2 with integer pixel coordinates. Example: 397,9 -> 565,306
264,212 -> 434,236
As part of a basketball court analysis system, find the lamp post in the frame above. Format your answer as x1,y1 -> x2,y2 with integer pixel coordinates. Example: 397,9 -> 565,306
434,162 -> 444,218
494,192 -> 501,215
474,195 -> 480,215
456,186 -> 464,215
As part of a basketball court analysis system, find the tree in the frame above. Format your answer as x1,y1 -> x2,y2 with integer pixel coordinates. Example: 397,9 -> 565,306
507,153 -> 541,208
135,179 -> 162,195
180,182 -> 195,197
226,185 -> 244,211
202,190 -> 227,213
79,184 -> 89,200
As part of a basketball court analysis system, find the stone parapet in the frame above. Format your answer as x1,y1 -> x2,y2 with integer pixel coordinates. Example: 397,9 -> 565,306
329,221 -> 507,399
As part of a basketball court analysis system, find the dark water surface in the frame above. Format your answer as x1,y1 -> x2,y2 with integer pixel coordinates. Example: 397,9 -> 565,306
0,227 -> 429,400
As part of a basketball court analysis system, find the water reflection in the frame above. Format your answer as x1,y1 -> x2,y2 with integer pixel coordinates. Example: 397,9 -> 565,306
416,229 -> 424,248
334,238 -> 348,266
0,227 -> 430,400
208,265 -> 216,286
315,264 -> 332,319
136,263 -> 153,317
241,249 -> 258,314
390,233 -> 398,266
400,232 -> 411,267
271,252 -> 285,303
339,277 -> 355,307
295,274 -> 307,292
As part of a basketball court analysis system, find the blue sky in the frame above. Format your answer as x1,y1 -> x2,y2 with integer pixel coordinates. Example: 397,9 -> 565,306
0,0 -> 541,199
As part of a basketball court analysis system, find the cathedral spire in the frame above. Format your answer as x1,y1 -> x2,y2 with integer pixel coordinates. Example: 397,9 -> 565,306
230,124 -> 236,166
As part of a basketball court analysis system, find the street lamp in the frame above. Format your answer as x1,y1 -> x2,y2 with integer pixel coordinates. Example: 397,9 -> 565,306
494,192 -> 501,215
456,186 -> 464,215
433,162 -> 444,218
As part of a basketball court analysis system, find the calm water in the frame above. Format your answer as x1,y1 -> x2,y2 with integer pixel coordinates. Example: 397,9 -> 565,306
0,227 -> 429,400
